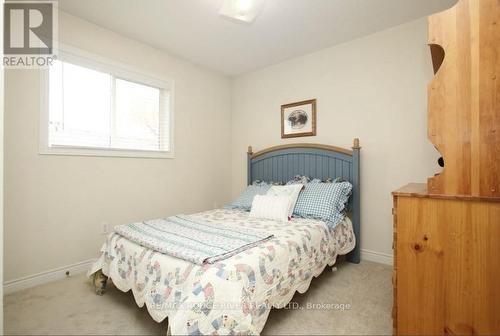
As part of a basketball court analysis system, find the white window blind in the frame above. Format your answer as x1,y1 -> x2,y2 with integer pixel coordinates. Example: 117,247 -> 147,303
42,52 -> 173,158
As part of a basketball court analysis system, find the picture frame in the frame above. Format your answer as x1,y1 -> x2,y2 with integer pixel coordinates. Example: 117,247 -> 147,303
281,99 -> 317,138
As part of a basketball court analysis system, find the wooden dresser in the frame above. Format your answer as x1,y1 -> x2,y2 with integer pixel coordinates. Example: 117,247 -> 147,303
392,0 -> 500,333
392,184 -> 500,335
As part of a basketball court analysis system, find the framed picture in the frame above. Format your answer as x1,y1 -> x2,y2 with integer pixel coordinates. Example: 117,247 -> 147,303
281,99 -> 317,138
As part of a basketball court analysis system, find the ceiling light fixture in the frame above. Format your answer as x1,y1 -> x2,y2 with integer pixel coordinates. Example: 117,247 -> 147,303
219,0 -> 264,24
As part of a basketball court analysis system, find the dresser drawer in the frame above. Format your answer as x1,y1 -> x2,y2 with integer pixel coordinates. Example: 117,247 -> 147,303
392,195 -> 500,335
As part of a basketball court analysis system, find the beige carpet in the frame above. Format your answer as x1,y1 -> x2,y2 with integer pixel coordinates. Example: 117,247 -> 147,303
4,260 -> 392,335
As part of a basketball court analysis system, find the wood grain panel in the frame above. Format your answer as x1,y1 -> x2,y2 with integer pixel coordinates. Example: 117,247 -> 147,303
470,202 -> 500,333
395,196 -> 500,335
479,0 -> 500,196
392,197 -> 398,335
427,0 -> 500,198
396,197 -> 445,334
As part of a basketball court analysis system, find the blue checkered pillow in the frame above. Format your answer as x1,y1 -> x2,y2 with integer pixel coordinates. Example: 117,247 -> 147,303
293,181 -> 352,227
226,185 -> 271,211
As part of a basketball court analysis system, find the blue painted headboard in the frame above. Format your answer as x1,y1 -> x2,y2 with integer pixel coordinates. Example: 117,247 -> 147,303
247,139 -> 361,264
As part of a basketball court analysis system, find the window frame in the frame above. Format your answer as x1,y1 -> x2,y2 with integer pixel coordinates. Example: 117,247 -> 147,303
39,44 -> 175,159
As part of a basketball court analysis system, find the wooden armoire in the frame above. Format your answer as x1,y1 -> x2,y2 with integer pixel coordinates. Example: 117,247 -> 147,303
392,0 -> 500,335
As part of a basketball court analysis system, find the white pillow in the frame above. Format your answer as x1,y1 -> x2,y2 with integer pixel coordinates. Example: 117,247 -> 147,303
266,184 -> 304,218
249,195 -> 290,222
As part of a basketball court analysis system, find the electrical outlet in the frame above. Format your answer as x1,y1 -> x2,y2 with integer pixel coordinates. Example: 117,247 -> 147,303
101,221 -> 109,235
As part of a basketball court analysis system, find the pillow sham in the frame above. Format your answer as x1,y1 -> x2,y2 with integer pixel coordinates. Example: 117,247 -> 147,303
266,184 -> 304,218
310,177 -> 343,184
253,180 -> 285,186
286,175 -> 310,185
293,181 -> 352,227
249,195 -> 290,222
287,176 -> 344,185
226,184 -> 271,210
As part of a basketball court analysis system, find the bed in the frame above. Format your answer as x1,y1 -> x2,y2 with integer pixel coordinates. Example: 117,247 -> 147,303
89,140 -> 361,335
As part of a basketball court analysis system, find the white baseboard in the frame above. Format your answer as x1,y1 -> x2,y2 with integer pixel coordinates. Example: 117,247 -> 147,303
361,249 -> 393,265
3,250 -> 392,294
3,259 -> 96,295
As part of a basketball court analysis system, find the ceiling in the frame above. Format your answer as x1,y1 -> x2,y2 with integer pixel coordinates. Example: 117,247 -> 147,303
58,0 -> 457,76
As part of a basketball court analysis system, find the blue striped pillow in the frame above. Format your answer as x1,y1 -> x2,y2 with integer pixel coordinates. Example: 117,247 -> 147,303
292,182 -> 352,227
226,185 -> 271,211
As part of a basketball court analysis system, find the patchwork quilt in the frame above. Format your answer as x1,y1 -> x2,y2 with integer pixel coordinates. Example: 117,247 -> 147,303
89,209 -> 355,335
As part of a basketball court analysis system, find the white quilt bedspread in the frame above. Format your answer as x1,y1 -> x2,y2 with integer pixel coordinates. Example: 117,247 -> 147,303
89,208 -> 355,335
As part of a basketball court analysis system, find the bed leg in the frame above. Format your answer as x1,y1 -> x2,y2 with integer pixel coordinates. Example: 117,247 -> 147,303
166,323 -> 172,336
93,269 -> 108,296
346,245 -> 361,264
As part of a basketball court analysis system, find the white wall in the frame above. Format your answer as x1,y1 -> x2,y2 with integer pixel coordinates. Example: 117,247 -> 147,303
230,18 -> 439,260
4,12 -> 232,282
1,0 -> 4,329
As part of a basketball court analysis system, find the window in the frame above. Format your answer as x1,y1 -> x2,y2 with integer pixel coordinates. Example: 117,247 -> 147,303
40,48 -> 173,158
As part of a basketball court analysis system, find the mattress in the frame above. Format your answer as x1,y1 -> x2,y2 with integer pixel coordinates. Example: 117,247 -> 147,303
89,208 -> 356,335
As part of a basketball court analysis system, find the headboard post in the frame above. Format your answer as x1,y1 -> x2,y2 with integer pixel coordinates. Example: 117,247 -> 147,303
347,138 -> 361,264
247,146 -> 253,185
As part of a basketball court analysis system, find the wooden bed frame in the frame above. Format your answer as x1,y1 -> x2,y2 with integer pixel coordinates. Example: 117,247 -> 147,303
247,139 -> 361,263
